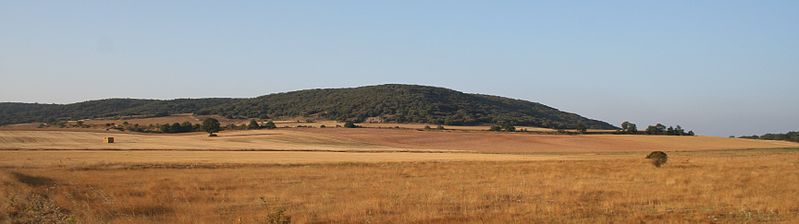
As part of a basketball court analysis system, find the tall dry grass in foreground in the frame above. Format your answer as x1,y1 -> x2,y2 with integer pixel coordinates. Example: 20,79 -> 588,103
2,151 -> 798,223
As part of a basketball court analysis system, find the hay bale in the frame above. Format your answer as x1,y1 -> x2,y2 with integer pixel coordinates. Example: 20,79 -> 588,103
646,151 -> 668,167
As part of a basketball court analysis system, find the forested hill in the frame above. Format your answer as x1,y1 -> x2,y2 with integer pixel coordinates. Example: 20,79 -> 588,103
0,84 -> 617,129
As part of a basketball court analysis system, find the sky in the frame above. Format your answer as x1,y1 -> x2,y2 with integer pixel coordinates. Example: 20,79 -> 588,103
1,1 -> 797,137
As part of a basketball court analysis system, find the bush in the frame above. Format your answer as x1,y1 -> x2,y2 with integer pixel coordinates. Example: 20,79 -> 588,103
263,121 -> 277,129
646,151 -> 668,167
248,119 -> 261,130
344,121 -> 358,128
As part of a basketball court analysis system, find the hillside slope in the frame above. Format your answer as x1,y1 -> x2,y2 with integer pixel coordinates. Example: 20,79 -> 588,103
0,84 -> 616,129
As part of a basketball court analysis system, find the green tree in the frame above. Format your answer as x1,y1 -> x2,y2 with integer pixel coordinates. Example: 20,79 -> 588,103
344,121 -> 358,128
621,121 -> 637,134
248,119 -> 261,130
181,121 -> 194,132
202,118 -> 221,136
263,120 -> 277,129
501,123 -> 516,132
159,124 -> 171,133
170,122 -> 182,133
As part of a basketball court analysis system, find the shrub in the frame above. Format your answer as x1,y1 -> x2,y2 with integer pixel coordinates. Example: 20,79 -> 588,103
646,151 -> 668,167
344,121 -> 358,128
248,119 -> 261,129
263,121 -> 277,129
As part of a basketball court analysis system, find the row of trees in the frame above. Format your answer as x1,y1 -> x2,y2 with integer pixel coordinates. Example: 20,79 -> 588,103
739,131 -> 799,143
489,123 -> 517,132
159,122 -> 199,133
247,119 -> 277,130
620,121 -> 695,136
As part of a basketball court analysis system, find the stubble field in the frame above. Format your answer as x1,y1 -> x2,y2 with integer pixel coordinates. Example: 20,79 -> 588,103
1,127 -> 798,223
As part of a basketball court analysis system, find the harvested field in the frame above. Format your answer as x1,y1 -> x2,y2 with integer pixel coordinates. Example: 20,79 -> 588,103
0,150 -> 581,168
1,149 -> 798,223
2,128 -> 798,223
0,129 -> 796,153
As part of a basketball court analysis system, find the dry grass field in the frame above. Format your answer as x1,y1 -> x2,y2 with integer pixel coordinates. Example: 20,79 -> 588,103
1,128 -> 795,153
2,149 -> 798,223
2,127 -> 799,223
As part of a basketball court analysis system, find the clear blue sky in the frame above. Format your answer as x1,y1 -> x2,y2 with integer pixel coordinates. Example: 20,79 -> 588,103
1,1 -> 797,136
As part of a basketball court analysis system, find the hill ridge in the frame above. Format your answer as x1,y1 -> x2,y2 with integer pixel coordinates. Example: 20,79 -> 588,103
0,84 -> 616,129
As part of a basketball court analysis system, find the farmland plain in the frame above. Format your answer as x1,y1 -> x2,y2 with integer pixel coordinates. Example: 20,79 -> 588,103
1,125 -> 798,223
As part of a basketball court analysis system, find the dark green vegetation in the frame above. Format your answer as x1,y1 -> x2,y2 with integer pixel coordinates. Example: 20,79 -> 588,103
618,121 -> 695,136
0,84 -> 616,129
740,131 -> 799,143
159,122 -> 197,133
202,118 -> 221,135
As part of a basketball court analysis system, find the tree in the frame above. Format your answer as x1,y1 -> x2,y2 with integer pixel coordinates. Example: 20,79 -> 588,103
489,125 -> 502,132
646,123 -> 667,135
170,122 -> 182,133
180,121 -> 194,132
159,124 -> 171,133
202,118 -> 221,136
621,121 -> 637,134
675,125 -> 685,136
248,119 -> 261,130
263,120 -> 277,129
501,123 -> 516,132
344,121 -> 358,128
576,123 -> 587,134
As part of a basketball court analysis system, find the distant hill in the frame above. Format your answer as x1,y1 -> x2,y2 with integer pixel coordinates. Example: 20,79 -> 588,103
0,84 -> 617,129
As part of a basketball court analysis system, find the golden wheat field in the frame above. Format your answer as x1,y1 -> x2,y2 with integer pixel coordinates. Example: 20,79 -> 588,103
1,128 -> 795,152
1,128 -> 799,223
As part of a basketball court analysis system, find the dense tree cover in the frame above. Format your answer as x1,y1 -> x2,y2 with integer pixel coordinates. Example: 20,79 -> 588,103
740,131 -> 799,143
0,84 -> 616,129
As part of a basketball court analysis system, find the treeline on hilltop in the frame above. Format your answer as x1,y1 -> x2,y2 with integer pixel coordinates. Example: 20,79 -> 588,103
0,84 -> 617,130
739,131 -> 799,143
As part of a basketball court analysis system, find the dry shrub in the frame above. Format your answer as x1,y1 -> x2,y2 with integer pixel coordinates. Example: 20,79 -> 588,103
646,151 -> 668,167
